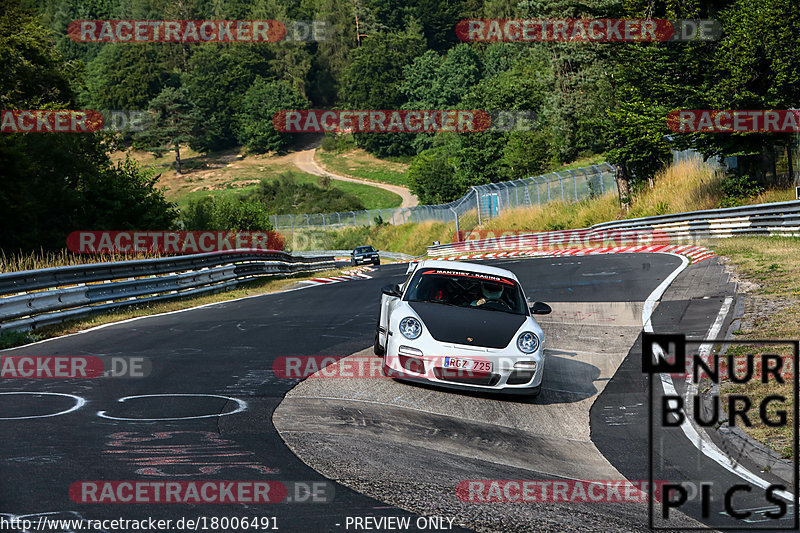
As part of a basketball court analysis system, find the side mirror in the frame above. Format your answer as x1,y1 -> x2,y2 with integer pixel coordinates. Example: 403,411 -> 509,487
381,284 -> 402,298
529,302 -> 552,315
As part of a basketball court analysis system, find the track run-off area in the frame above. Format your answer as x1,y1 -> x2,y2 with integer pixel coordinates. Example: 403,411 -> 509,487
0,252 -> 790,532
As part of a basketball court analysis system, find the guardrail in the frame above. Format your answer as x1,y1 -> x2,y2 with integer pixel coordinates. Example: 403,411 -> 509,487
0,251 -> 337,333
427,200 -> 800,256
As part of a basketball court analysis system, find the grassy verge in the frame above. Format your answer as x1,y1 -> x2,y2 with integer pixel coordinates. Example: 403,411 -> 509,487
316,148 -> 409,187
482,159 -> 796,234
0,267 -> 351,350
319,178 -> 401,209
481,193 -> 621,233
712,237 -> 800,459
1,249 -> 163,273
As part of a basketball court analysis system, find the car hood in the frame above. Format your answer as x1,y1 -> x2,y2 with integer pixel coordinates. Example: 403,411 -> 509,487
409,301 -> 527,349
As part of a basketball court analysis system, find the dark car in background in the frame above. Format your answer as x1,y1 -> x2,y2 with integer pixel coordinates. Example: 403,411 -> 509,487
351,245 -> 381,266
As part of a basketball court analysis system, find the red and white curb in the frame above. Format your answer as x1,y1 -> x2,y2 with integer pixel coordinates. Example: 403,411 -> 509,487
303,266 -> 375,286
421,244 -> 716,264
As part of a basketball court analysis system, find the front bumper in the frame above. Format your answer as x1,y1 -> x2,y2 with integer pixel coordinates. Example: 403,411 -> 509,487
383,339 -> 545,394
353,255 -> 380,264
384,363 -> 542,396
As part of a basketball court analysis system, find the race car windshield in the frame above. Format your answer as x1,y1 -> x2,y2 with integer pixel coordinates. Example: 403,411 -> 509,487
355,246 -> 375,253
404,268 -> 527,315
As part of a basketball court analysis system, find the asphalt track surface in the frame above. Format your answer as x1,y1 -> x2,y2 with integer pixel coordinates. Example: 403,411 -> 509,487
0,254 -> 792,532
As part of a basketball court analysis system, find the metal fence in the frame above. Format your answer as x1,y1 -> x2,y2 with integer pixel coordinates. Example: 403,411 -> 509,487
471,163 -> 616,225
427,200 -> 800,257
270,163 -> 617,232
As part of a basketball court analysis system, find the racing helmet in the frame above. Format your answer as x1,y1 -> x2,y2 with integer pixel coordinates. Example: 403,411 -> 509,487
481,281 -> 503,301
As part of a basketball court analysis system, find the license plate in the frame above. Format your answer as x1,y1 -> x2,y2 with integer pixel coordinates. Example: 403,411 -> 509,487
443,357 -> 492,373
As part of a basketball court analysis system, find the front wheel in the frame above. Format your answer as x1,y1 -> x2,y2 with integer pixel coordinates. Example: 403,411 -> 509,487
373,330 -> 385,356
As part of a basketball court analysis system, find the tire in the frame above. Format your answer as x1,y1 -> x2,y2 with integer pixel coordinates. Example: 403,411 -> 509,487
374,308 -> 386,356
373,330 -> 385,356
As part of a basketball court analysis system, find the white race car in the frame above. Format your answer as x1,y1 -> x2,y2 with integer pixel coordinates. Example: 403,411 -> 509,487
375,260 -> 551,396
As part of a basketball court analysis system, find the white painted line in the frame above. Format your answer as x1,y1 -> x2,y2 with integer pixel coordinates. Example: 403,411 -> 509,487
0,392 -> 86,420
643,257 -> 794,501
97,393 -> 247,421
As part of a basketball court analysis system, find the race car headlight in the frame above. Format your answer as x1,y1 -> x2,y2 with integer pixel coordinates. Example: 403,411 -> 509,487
517,331 -> 540,354
399,317 -> 422,339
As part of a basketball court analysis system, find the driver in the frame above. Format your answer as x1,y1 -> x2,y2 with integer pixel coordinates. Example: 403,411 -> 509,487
472,281 -> 504,307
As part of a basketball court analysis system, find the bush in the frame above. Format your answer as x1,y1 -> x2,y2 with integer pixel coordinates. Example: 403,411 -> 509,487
320,133 -> 355,152
719,174 -> 765,207
0,330 -> 39,349
251,173 -> 364,214
182,196 -> 274,231
406,147 -> 462,204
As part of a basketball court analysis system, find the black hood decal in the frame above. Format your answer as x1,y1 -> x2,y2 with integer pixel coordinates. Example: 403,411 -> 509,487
409,302 -> 526,349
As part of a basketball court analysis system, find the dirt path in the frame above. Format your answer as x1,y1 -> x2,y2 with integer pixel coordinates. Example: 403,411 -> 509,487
291,142 -> 419,208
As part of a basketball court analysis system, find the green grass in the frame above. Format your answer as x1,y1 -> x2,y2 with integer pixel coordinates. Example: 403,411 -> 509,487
711,237 -> 800,459
316,149 -> 409,187
0,330 -> 42,349
552,153 -> 609,171
323,179 -> 402,209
